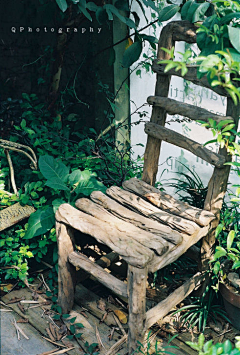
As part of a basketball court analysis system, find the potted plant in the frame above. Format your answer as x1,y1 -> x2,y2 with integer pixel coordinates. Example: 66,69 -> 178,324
212,228 -> 240,330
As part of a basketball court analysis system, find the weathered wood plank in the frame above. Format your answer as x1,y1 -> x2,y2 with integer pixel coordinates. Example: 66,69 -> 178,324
147,96 -> 233,124
106,186 -> 200,235
0,203 -> 35,231
152,60 -> 230,97
127,265 -> 147,354
56,204 -> 154,268
75,197 -> 171,255
90,191 -> 183,245
148,226 -> 209,273
144,272 -> 204,332
142,22 -> 174,186
123,178 -> 216,226
56,221 -> 76,315
69,251 -> 128,298
200,98 -> 240,290
145,122 -> 226,168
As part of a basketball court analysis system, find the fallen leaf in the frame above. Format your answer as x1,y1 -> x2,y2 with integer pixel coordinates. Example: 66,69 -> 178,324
113,310 -> 128,324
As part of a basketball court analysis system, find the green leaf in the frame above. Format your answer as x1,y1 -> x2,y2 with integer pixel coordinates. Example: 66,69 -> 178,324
52,199 -> 65,213
198,334 -> 205,349
96,7 -> 108,24
213,261 -> 220,275
78,3 -> 92,21
227,230 -> 235,250
68,170 -> 82,186
55,0 -> 68,12
192,2 -> 209,22
141,0 -> 158,12
86,2 -> 98,12
122,41 -> 142,68
214,246 -> 227,260
75,175 -> 106,196
223,339 -> 232,353
70,316 -> 77,323
75,332 -> 83,338
159,5 -> 180,22
24,207 -> 55,239
215,223 -> 223,238
232,260 -> 240,269
181,0 -> 193,20
220,12 -> 240,25
228,26 -> 240,53
45,178 -> 70,191
70,325 -> 75,334
39,155 -> 69,182
222,124 -> 235,133
199,55 -> 220,73
104,5 -> 135,28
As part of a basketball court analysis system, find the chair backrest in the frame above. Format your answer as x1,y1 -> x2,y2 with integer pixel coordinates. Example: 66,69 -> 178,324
142,20 -> 240,269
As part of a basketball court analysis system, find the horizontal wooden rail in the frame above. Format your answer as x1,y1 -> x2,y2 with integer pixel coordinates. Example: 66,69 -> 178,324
145,122 -> 226,168
144,272 -> 205,331
152,60 -> 229,98
69,251 -> 128,298
147,96 -> 232,124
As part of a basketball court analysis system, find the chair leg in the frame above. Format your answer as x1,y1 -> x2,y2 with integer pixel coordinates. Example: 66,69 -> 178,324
127,265 -> 147,354
56,221 -> 76,314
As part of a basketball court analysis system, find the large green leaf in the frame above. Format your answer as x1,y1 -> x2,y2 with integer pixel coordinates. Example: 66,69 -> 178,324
141,0 -> 159,12
104,5 -> 135,28
75,175 -> 106,196
45,178 -> 70,191
192,2 -> 210,22
199,54 -> 220,73
181,0 -> 193,20
68,169 -> 82,186
24,207 -> 55,239
228,25 -> 240,53
220,12 -> 240,25
185,1 -> 199,22
39,155 -> 69,183
55,0 -> 68,12
159,4 -> 180,22
122,41 -> 142,68
227,230 -> 235,250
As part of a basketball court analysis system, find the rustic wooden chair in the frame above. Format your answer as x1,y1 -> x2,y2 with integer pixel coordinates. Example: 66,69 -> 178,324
56,20 -> 239,354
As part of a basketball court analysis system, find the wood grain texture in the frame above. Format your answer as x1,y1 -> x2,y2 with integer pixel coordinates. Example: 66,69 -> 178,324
127,265 -> 147,354
56,204 -> 154,268
152,60 -> 230,97
123,178 -> 216,226
69,251 -> 128,298
145,122 -> 226,168
147,96 -> 233,124
201,98 -> 240,274
90,190 -> 183,245
148,226 -> 209,273
75,197 -> 171,256
56,221 -> 76,315
144,272 -> 204,331
0,203 -> 35,231
106,186 -> 200,235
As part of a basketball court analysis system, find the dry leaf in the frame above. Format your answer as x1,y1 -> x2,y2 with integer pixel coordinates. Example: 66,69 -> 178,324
97,298 -> 106,312
113,310 -> 128,324
17,303 -> 25,314
125,38 -> 133,50
17,318 -> 29,323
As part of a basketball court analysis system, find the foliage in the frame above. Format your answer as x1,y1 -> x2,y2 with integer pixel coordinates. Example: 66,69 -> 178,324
187,334 -> 240,355
171,285 -> 228,332
165,162 -> 207,209
0,92 -> 143,283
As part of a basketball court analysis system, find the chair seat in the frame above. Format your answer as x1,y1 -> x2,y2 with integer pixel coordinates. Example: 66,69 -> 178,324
56,178 -> 214,272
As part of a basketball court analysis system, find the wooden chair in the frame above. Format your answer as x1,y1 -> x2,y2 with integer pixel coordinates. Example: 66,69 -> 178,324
56,20 -> 240,354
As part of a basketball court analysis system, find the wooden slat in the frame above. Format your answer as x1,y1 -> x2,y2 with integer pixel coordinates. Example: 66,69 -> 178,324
69,251 -> 128,298
144,272 -> 205,331
56,204 -> 154,268
90,191 -> 183,245
75,198 -> 171,255
152,60 -> 229,97
0,203 -> 35,231
123,178 -> 216,226
145,122 -> 226,168
106,186 -> 200,235
148,226 -> 209,273
147,96 -> 233,124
